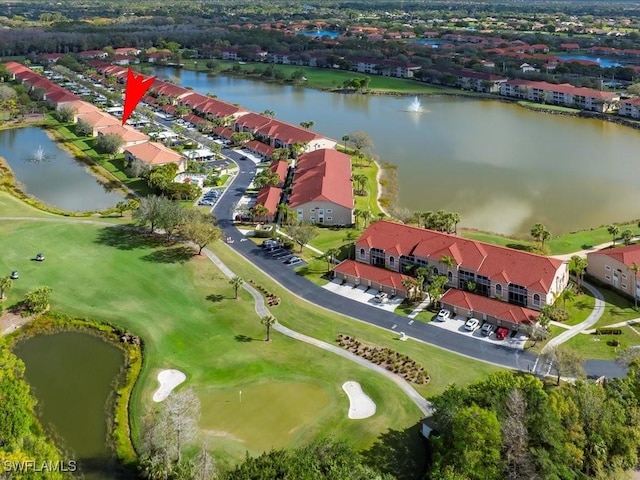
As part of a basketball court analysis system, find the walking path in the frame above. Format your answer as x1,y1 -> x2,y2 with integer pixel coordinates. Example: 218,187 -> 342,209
541,279 -> 605,353
408,297 -> 431,319
200,246 -> 433,417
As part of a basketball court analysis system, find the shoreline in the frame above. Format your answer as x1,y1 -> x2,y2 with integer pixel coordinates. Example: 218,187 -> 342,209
373,159 -> 391,217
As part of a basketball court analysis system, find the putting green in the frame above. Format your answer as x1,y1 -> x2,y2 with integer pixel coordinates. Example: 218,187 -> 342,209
199,381 -> 333,454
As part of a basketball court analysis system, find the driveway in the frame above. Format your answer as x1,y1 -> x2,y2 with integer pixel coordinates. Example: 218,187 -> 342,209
322,279 -> 404,313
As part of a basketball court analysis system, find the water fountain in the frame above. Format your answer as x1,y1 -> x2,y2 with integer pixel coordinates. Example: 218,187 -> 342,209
407,96 -> 424,113
25,145 -> 52,163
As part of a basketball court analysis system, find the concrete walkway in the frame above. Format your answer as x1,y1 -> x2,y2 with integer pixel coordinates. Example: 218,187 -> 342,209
541,279 -> 605,353
201,246 -> 433,417
276,229 -> 324,256
408,298 -> 431,319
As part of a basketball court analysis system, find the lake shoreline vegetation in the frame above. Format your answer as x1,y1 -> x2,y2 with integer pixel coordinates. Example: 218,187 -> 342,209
8,312 -> 142,471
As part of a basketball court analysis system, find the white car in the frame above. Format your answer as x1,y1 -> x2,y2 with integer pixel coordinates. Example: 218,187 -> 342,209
374,292 -> 389,304
465,318 -> 480,331
481,323 -> 495,336
435,309 -> 451,322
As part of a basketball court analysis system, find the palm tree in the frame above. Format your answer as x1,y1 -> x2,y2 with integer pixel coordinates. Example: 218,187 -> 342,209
353,208 -> 363,229
341,134 -> 349,150
629,262 -> 640,309
261,315 -> 276,342
402,279 -> 415,302
344,231 -> 357,259
608,225 -> 620,247
261,109 -> 276,118
229,276 -> 243,300
450,212 -> 461,234
361,210 -> 372,228
558,288 -> 575,313
299,120 -> 315,130
440,255 -> 455,284
252,205 -> 270,224
324,248 -> 340,273
568,255 -> 588,293
530,223 -> 551,248
0,275 -> 12,300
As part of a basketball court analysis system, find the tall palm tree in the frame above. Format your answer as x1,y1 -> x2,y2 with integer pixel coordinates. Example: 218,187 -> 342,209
568,255 -> 588,293
361,210 -> 372,228
559,288 -> 575,313
353,208 -> 363,229
324,248 -> 341,273
261,315 -> 276,342
229,276 -> 243,300
608,225 -> 620,247
440,255 -> 456,284
402,279 -> 415,302
629,262 -> 640,309
341,134 -> 349,150
0,275 -> 12,300
344,231 -> 357,260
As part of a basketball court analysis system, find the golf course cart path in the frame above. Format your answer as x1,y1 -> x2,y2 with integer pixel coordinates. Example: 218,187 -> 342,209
342,381 -> 376,419
200,247 -> 433,417
153,369 -> 187,402
541,279 -> 605,354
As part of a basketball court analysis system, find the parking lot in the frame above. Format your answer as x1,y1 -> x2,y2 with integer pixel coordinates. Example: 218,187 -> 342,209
428,314 -> 528,350
322,279 -> 404,313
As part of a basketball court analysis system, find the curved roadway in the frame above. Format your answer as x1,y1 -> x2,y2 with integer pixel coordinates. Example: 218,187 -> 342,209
211,148 -> 626,379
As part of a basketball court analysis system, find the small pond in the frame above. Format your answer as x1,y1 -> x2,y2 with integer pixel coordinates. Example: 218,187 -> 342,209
0,127 -> 123,211
14,331 -> 127,480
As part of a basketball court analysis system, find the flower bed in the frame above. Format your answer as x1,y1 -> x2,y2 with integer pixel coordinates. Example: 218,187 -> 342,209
336,334 -> 430,384
247,279 -> 281,307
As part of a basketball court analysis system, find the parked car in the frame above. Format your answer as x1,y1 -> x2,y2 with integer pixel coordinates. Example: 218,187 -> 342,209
496,327 -> 509,340
481,323 -> 495,336
10,271 -> 18,280
435,309 -> 451,322
464,318 -> 480,332
285,256 -> 302,265
374,292 -> 389,304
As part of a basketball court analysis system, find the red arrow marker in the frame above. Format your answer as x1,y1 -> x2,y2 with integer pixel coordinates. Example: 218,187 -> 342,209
122,68 -> 155,125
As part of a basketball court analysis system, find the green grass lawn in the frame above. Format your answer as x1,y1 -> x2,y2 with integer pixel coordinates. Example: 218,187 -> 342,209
564,327 -> 640,360
462,222 -> 640,256
0,220 -> 440,477
561,291 -> 596,327
518,101 -> 580,113
0,190 -> 57,218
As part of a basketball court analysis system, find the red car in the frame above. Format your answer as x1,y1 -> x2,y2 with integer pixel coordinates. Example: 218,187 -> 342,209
496,327 -> 509,340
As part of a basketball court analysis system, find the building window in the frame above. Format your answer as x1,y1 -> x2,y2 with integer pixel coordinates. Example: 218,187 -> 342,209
310,217 -> 315,223
327,217 -> 332,221
458,269 -> 476,290
359,248 -> 365,259
622,284 -> 628,289
389,256 -> 395,267
622,274 -> 628,280
508,283 -> 528,307
605,274 -> 611,280
533,294 -> 540,307
476,275 -> 491,297
495,284 -> 503,297
370,248 -> 385,267
448,271 -> 453,283
605,265 -> 611,271
433,267 -> 439,276
327,209 -> 332,213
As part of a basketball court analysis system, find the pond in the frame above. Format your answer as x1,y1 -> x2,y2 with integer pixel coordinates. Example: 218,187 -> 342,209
13,331 -> 127,480
153,67 -> 640,235
299,30 -> 339,39
557,54 -> 623,68
0,127 -> 123,212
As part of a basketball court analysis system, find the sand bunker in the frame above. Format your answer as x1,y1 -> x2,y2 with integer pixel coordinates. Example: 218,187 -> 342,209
342,381 -> 376,419
152,369 -> 186,402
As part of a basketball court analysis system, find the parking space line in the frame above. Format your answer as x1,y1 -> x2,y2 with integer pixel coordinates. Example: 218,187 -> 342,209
391,324 -> 397,329
408,320 -> 414,325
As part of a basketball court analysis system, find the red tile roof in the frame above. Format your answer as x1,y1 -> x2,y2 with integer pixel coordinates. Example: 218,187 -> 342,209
334,260 -> 413,291
256,187 -> 282,216
245,140 -> 275,157
288,149 -> 353,210
97,124 -> 149,143
440,289 -> 538,325
503,79 -> 619,100
587,244 -> 640,267
125,142 -> 183,166
234,113 -> 325,146
269,160 -> 289,184
356,221 -> 564,293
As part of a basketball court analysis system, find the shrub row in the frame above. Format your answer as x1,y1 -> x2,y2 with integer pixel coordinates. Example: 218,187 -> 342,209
336,334 -> 430,385
595,328 -> 622,335
247,279 -> 281,307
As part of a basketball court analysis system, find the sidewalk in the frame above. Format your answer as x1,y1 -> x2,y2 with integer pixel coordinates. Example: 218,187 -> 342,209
408,298 -> 431,319
551,236 -> 640,262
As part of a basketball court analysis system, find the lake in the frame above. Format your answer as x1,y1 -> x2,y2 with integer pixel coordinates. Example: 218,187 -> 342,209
0,127 -> 123,212
13,331 -> 126,480
299,30 -> 339,39
557,54 -> 623,68
155,67 -> 640,235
